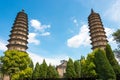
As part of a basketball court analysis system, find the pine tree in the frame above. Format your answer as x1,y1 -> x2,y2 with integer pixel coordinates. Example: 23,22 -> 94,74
74,60 -> 80,78
29,59 -> 34,70
32,62 -> 40,79
94,49 -> 116,80
80,54 -> 97,78
39,59 -> 47,78
85,53 -> 97,78
113,29 -> 120,63
65,58 -> 76,78
46,64 -> 59,78
105,44 -> 120,77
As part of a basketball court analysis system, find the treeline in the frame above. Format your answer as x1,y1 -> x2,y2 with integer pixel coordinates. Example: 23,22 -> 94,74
32,44 -> 120,80
32,60 -> 59,79
64,44 -> 120,80
0,44 -> 120,80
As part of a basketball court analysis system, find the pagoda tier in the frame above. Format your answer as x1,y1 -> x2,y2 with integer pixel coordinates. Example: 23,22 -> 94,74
7,10 -> 28,52
88,9 -> 108,50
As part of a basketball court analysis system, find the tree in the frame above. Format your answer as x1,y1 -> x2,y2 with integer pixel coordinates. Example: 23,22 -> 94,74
113,29 -> 120,62
105,44 -> 120,78
29,59 -> 34,70
80,56 -> 86,77
85,53 -> 97,78
1,50 -> 32,79
94,49 -> 116,79
39,59 -> 47,78
74,60 -> 80,78
65,58 -> 76,78
80,54 -> 97,78
32,62 -> 40,79
46,64 -> 59,78
11,67 -> 33,80
113,29 -> 120,43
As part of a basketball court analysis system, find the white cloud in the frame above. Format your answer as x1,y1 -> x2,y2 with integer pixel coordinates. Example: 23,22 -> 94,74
28,52 -> 69,66
67,24 -> 115,48
104,0 -> 120,22
73,19 -> 78,26
0,39 -> 7,51
30,19 -> 51,33
67,24 -> 91,48
40,32 -> 50,36
105,27 -> 115,44
28,33 -> 40,45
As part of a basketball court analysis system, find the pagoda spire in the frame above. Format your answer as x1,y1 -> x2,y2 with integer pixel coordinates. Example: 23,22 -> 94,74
91,8 -> 94,13
21,9 -> 25,12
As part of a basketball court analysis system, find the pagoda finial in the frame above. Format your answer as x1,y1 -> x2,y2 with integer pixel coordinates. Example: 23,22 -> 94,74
91,8 -> 94,13
21,9 -> 25,12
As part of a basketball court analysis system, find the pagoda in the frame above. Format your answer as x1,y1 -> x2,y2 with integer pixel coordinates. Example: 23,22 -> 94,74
7,10 -> 28,52
88,9 -> 108,50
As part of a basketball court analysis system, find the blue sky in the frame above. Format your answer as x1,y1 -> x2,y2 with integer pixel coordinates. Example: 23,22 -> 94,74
0,0 -> 120,66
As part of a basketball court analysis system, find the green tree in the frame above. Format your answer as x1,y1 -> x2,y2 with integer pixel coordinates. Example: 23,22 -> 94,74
105,44 -> 120,77
29,59 -> 34,70
94,49 -> 116,80
80,56 -> 86,77
74,60 -> 80,78
80,54 -> 97,78
1,50 -> 32,79
65,58 -> 76,78
46,64 -> 59,78
32,62 -> 40,79
85,53 -> 97,78
11,67 -> 33,80
39,59 -> 47,78
113,29 -> 120,62
113,29 -> 120,43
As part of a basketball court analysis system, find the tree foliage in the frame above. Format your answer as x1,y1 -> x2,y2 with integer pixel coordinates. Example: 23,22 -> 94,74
1,50 -> 33,80
65,58 -> 76,78
113,29 -> 120,43
74,60 -> 80,78
80,54 -> 97,78
46,64 -> 59,78
32,60 -> 59,79
94,49 -> 116,79
32,62 -> 40,79
113,29 -> 120,62
105,44 -> 120,77
80,56 -> 86,77
39,59 -> 47,78
29,59 -> 34,70
85,53 -> 97,77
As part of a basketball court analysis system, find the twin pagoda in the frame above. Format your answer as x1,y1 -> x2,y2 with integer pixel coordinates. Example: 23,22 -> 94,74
6,9 -> 108,52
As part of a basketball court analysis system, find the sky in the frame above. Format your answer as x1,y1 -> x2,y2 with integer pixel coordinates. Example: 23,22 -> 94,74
0,0 -> 120,66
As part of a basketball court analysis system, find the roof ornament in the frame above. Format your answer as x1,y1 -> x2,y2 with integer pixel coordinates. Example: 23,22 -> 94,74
21,9 -> 25,12
91,8 -> 94,13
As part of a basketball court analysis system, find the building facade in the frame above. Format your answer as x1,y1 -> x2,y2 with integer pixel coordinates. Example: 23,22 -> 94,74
7,10 -> 28,52
56,60 -> 67,78
88,9 -> 108,50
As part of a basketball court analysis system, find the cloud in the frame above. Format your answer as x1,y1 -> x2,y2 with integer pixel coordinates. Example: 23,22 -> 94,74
28,52 -> 69,66
73,19 -> 78,26
67,24 -> 115,48
67,24 -> 91,48
40,32 -> 50,36
30,19 -> 51,33
104,0 -> 120,22
28,33 -> 40,45
105,27 -> 115,44
0,39 -> 7,51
